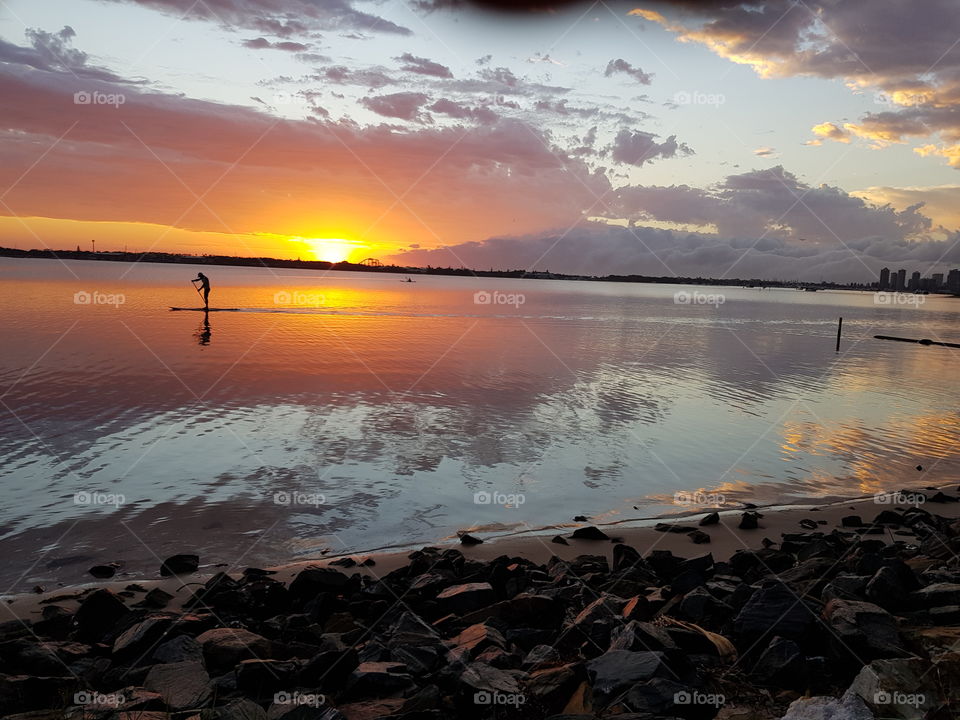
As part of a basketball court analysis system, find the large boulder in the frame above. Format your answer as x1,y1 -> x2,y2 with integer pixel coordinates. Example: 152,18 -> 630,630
436,582 -> 495,615
779,691 -> 873,719
196,627 -> 272,673
73,589 -> 130,642
733,582 -> 814,641
822,599 -> 908,665
144,660 -> 212,711
585,650 -> 668,706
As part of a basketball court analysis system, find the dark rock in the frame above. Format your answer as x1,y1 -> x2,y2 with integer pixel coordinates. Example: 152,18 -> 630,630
612,543 -> 644,573
799,519 -> 818,530
823,599 -> 908,664
301,648 -> 359,687
865,566 -> 908,610
112,614 -> 176,660
551,535 -> 568,545
699,512 -> 719,526
344,661 -> 414,698
573,515 -> 588,522
140,588 -> 174,609
751,636 -> 805,689
841,515 -> 863,528
526,664 -> 581,714
235,659 -> 298,697
73,588 -> 130,642
459,533 -> 483,545
212,698 -> 267,720
288,567 -> 354,605
144,660 -> 211,711
622,677 -> 693,717
690,530 -> 711,544
609,621 -> 675,652
654,523 -> 696,534
160,554 -> 199,577
570,526 -> 609,540
738,511 -> 760,530
436,582 -> 495,615
522,644 -> 561,668
89,564 -> 117,579
734,582 -> 814,641
780,691 -> 873,719
585,650 -> 667,707
909,582 -> 960,609
196,627 -> 272,673
152,634 -> 203,664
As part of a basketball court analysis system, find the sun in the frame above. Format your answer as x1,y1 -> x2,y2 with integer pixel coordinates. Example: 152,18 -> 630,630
302,238 -> 357,263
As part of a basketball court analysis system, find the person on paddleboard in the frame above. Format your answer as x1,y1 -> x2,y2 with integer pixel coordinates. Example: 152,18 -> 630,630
192,272 -> 210,309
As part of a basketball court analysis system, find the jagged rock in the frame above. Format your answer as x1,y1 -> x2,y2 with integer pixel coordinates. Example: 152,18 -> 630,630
734,582 -> 814,641
526,663 -> 581,713
865,566 -> 908,610
623,677 -> 694,717
437,582 -> 495,615
738,512 -> 760,530
609,620 -> 675,652
751,636 -> 805,689
909,582 -> 960,609
344,661 -> 414,698
841,516 -> 863,528
779,691 -> 873,719
585,650 -> 667,706
460,593 -> 563,629
73,588 -> 130,642
458,661 -> 522,699
823,599 -> 908,664
459,533 -> 483,545
196,627 -> 271,673
799,519 -> 818,530
151,634 -> 203,664
144,660 -> 211,711
700,512 -> 720,526
847,657 -> 943,718
140,588 -> 174,609
522,644 -> 561,667
551,535 -> 568,545
450,623 -> 505,659
654,523 -> 696,534
690,530 -> 711,544
212,698 -> 268,720
112,614 -> 176,660
160,554 -> 199,577
571,526 -> 609,540
288,567 -> 354,605
236,659 -> 298,697
0,675 -> 79,714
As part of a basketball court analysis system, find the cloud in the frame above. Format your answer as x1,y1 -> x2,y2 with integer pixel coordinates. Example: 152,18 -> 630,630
0,26 -> 134,83
104,0 -> 412,36
753,146 -> 777,157
604,58 -> 653,85
429,98 -> 498,124
638,0 -> 960,167
610,129 -> 693,166
242,38 -> 309,52
318,65 -> 395,89
361,92 -> 431,121
395,53 -> 454,79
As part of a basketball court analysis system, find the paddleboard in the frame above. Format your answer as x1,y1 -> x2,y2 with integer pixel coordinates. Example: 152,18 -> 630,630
169,307 -> 240,312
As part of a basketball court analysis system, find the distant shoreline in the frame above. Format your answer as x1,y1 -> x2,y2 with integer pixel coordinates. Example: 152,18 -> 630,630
0,245 -> 888,292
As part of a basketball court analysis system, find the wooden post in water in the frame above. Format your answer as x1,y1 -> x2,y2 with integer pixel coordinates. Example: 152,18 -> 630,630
836,317 -> 842,352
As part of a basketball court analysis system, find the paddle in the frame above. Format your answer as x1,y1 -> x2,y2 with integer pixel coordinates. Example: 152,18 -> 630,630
191,279 -> 206,305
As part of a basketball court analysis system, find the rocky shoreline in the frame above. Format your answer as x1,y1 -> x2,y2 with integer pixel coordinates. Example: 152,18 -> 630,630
3,491 -> 960,719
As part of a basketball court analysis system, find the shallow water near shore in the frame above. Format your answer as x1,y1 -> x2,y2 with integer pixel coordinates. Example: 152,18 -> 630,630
1,257 -> 959,591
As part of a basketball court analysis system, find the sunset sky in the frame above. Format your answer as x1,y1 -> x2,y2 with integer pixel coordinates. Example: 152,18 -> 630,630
2,0 -> 960,280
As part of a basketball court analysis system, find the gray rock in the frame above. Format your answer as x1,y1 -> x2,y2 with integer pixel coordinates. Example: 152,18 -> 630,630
343,661 -> 414,699
196,627 -> 272,673
909,582 -> 960,609
151,634 -> 203,664
779,690 -> 873,719
734,582 -> 814,641
144,660 -> 211,711
823,599 -> 908,663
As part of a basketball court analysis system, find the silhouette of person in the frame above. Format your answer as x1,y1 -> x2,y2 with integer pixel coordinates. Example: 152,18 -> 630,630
193,272 -> 210,309
195,311 -> 211,346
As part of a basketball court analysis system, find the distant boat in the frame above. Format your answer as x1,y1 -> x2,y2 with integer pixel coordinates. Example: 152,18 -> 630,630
402,277 -> 415,283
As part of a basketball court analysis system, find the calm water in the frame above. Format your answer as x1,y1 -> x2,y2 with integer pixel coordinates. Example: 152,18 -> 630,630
1,257 -> 958,590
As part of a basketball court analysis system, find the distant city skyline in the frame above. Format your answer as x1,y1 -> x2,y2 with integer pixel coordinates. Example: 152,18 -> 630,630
877,266 -> 960,293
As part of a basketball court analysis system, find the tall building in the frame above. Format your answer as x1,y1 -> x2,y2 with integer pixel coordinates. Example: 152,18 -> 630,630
932,273 -> 944,289
908,271 -> 921,291
895,268 -> 907,291
879,267 -> 890,290
948,269 -> 960,293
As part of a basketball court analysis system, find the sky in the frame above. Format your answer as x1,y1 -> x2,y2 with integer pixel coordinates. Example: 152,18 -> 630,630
1,0 -> 960,281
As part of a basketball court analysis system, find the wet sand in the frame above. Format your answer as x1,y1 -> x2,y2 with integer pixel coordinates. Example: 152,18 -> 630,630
6,486 -> 957,623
